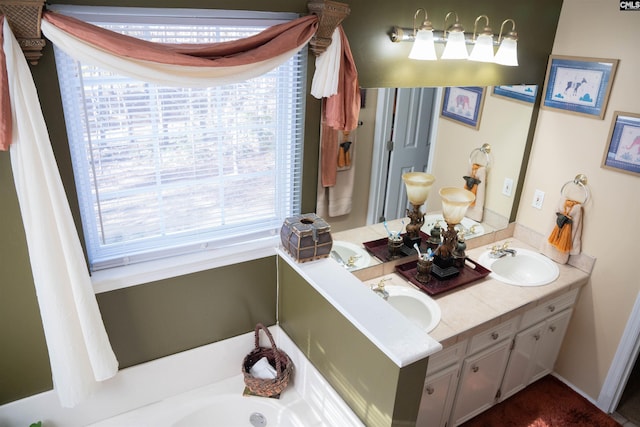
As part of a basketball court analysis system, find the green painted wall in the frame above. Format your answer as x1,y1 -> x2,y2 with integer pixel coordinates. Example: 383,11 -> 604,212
278,258 -> 429,427
97,257 -> 277,369
0,0 -> 562,406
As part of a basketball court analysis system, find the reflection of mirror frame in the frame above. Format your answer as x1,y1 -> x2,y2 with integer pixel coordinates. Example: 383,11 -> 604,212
492,85 -> 538,105
440,86 -> 486,130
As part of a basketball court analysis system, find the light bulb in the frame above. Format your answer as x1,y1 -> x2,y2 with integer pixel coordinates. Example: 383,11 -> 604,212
469,33 -> 494,62
495,37 -> 518,66
442,30 -> 468,60
409,29 -> 437,60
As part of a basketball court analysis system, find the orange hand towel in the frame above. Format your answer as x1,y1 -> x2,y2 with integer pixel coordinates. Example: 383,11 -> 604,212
464,163 -> 486,222
541,197 -> 583,264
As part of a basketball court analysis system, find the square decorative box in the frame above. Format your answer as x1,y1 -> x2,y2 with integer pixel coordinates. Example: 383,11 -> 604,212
280,213 -> 332,262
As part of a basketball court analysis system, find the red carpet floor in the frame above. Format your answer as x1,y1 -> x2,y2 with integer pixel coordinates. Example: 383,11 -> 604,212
461,375 -> 621,427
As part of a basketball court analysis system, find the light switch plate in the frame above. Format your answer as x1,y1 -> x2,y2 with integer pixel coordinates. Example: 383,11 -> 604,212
502,178 -> 514,197
532,190 -> 545,209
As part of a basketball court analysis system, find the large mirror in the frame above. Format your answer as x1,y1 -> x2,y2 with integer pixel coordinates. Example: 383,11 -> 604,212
323,85 -> 537,269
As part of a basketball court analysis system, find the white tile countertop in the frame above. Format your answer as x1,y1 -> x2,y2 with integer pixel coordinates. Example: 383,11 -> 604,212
361,237 -> 590,347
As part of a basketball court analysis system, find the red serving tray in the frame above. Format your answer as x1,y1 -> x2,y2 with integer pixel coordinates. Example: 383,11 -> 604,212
362,231 -> 431,262
395,257 -> 491,296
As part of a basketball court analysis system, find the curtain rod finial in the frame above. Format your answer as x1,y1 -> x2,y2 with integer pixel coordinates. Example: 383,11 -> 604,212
0,0 -> 46,65
307,0 -> 350,56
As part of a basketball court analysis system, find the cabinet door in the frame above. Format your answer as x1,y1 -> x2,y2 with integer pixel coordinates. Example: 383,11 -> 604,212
450,340 -> 511,426
416,364 -> 460,427
500,322 -> 545,400
530,309 -> 573,383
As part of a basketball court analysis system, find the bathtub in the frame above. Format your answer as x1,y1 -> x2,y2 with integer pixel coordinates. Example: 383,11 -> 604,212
0,326 -> 363,427
87,327 -> 363,427
90,374 -> 330,427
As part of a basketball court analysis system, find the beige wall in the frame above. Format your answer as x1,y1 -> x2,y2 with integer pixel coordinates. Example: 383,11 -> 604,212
431,89 -> 535,220
516,0 -> 640,399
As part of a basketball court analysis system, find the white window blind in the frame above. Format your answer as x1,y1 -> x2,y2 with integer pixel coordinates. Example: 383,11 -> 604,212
53,6 -> 306,271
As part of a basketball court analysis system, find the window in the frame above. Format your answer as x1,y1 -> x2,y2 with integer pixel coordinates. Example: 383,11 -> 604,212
53,6 -> 306,271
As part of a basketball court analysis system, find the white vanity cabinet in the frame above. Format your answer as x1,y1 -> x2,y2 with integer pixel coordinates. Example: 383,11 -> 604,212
450,318 -> 518,426
416,341 -> 466,427
413,280 -> 583,426
500,289 -> 578,400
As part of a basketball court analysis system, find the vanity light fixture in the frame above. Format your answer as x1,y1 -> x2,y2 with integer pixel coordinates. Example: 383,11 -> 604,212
389,9 -> 519,66
441,12 -> 468,60
408,8 -> 437,60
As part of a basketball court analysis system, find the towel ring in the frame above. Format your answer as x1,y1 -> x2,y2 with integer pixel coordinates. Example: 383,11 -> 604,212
560,174 -> 589,204
469,143 -> 491,167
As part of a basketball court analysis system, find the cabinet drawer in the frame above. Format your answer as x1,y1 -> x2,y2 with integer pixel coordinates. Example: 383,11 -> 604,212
468,318 -> 518,355
520,288 -> 579,330
427,340 -> 467,374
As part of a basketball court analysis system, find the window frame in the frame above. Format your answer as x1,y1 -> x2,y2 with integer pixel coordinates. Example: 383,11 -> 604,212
50,5 -> 307,290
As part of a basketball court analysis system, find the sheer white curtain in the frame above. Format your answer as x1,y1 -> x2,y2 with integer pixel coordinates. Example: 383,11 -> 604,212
3,19 -> 118,408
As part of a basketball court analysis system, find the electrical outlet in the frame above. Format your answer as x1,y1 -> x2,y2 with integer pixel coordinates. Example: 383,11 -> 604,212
532,190 -> 545,209
502,178 -> 514,197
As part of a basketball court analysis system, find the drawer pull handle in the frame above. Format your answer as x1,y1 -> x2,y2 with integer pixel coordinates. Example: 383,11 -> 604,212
472,366 -> 479,373
548,304 -> 556,312
426,386 -> 435,395
491,332 -> 499,340
534,333 -> 541,341
549,325 -> 557,332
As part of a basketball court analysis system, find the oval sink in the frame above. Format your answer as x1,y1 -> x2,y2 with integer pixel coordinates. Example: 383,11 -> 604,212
332,241 -> 371,270
385,285 -> 441,333
423,214 -> 485,239
478,248 -> 559,286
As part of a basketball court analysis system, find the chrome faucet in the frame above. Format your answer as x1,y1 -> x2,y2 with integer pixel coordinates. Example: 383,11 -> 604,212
371,278 -> 390,300
489,242 -> 517,258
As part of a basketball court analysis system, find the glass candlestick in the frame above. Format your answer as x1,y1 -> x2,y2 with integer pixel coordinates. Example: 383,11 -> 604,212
434,187 -> 475,277
402,172 -> 435,245
440,187 -> 476,226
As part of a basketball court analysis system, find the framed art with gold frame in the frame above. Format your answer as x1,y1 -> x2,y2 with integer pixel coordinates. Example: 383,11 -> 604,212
541,55 -> 618,119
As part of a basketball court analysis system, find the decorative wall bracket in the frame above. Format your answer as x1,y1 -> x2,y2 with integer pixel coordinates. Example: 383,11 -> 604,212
307,0 -> 350,56
0,0 -> 46,65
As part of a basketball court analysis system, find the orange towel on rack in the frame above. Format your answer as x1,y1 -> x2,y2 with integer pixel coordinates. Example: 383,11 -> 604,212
464,163 -> 486,222
317,130 -> 357,217
541,197 -> 583,264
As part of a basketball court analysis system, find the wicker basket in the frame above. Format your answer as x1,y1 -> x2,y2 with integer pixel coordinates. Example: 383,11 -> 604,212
242,323 -> 293,397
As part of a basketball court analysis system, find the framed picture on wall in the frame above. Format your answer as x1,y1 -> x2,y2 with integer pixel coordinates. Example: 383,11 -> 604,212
492,85 -> 538,104
601,111 -> 640,177
440,86 -> 486,130
541,55 -> 619,119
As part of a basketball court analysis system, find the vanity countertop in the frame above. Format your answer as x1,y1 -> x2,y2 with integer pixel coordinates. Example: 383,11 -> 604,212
362,237 -> 590,347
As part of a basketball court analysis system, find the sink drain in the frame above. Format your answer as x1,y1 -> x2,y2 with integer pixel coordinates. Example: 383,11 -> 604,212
249,412 -> 267,427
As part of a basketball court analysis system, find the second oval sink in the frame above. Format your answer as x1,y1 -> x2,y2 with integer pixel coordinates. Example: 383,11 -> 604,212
384,285 -> 441,333
478,248 -> 559,286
